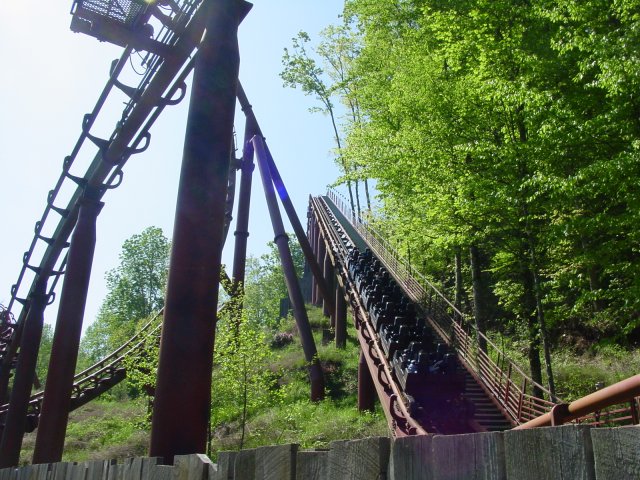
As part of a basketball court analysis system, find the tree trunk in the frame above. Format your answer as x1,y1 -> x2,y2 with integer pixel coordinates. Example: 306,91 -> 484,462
469,245 -> 488,353
529,244 -> 556,400
364,179 -> 372,211
454,247 -> 465,313
521,257 -> 544,399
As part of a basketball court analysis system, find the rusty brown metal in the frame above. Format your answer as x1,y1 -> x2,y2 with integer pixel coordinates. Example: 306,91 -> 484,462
358,351 -> 375,412
0,279 -> 49,468
149,0 -> 249,464
335,285 -> 347,349
515,374 -> 640,429
322,251 -> 333,322
310,219 -> 318,305
235,83 -> 335,315
33,194 -> 104,464
316,238 -> 326,308
230,109 -> 257,292
253,135 -> 325,401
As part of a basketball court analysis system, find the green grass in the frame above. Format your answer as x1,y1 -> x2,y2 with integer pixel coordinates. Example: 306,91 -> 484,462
20,306 -> 387,464
209,306 -> 387,454
20,400 -> 149,465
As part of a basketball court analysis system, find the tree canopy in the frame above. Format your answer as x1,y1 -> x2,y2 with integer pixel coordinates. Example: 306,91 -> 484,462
285,0 -> 640,395
82,227 -> 170,362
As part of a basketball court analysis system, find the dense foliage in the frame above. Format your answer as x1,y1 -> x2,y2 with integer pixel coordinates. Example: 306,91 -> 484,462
284,0 -> 640,396
81,227 -> 170,363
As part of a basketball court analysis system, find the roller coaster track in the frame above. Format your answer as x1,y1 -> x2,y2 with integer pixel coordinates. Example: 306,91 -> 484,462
0,310 -> 161,433
310,191 -> 640,434
0,0 -> 206,375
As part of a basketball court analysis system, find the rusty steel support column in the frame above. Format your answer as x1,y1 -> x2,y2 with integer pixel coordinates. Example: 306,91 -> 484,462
316,238 -> 326,307
33,194 -> 103,464
231,123 -> 256,292
322,253 -> 333,321
149,0 -> 248,464
0,279 -> 49,468
253,135 -> 325,401
263,151 -> 335,314
358,351 -> 376,412
335,285 -> 347,349
310,219 -> 318,306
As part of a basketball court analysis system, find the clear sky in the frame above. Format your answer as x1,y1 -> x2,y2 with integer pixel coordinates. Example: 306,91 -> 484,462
0,1 -> 346,330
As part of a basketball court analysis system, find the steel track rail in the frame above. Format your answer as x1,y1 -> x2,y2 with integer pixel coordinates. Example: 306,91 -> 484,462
310,196 -> 427,437
1,1 -> 208,380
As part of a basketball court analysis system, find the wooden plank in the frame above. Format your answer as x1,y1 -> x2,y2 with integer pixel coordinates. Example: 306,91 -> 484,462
389,435 -> 433,480
174,454 -> 215,480
84,460 -> 108,480
149,465 -> 173,480
51,462 -> 70,480
211,452 -> 237,480
34,463 -> 50,480
327,440 -> 348,480
123,457 -> 142,480
140,458 -> 161,480
233,450 -> 255,480
295,451 -> 328,480
591,426 -> 640,479
106,464 -> 120,480
328,437 -> 390,480
432,432 -> 505,480
504,425 -> 595,480
254,444 -> 297,480
14,465 -> 29,480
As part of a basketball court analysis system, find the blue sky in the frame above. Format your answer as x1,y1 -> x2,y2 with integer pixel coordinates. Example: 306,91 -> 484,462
0,1 -> 347,330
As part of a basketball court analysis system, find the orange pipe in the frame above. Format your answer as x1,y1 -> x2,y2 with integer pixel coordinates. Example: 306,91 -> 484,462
515,374 -> 640,429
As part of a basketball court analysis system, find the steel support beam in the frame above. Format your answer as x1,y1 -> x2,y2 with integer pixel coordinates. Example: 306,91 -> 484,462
0,279 -> 49,468
234,85 -> 334,314
149,0 -> 248,463
322,252 -> 333,321
335,285 -> 347,349
230,112 -> 257,293
316,238 -> 326,307
253,135 -> 325,401
310,219 -> 318,305
264,148 -> 335,315
33,194 -> 103,464
358,350 -> 376,413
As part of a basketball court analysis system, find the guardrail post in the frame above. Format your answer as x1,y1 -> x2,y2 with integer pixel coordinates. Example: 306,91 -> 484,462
0,278 -> 49,468
33,192 -> 104,464
517,379 -> 527,423
150,0 -> 247,463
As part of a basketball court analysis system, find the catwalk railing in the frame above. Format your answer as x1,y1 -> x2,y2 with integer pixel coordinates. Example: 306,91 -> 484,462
325,190 -> 640,428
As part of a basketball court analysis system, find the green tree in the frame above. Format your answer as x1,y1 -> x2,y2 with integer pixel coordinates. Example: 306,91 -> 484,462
82,227 -> 170,362
341,0 -> 640,395
210,299 -> 279,450
282,30 -> 366,212
243,240 -> 305,330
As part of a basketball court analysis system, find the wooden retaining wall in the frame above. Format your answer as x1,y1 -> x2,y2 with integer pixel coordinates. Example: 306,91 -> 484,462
1,425 -> 638,479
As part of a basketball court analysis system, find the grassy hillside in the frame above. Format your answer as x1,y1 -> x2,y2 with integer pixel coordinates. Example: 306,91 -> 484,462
20,306 -> 387,464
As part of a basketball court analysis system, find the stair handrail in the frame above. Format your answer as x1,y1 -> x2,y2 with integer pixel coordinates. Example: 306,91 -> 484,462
325,189 -> 555,424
